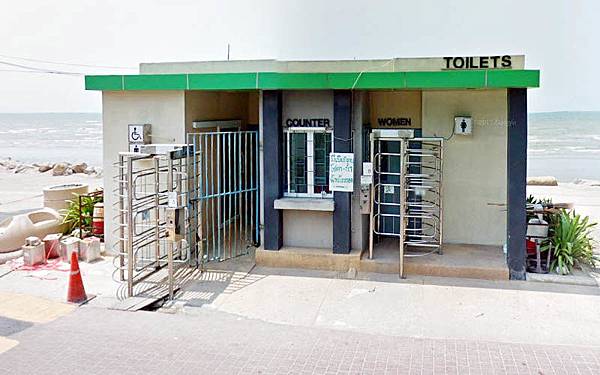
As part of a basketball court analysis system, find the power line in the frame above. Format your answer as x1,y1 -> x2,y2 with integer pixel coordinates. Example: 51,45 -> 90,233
0,53 -> 137,70
0,60 -> 82,75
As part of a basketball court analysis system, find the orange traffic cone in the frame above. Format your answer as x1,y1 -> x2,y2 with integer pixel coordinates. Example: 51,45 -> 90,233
67,251 -> 88,304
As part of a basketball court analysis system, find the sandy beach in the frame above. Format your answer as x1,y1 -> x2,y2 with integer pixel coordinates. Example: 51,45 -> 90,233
0,168 -> 102,222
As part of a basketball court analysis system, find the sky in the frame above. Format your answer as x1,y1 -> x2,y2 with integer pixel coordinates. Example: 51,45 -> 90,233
0,0 -> 598,113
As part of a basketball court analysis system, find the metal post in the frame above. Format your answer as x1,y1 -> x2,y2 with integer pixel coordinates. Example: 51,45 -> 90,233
399,140 -> 406,278
154,157 -> 161,266
438,140 -> 444,254
254,131 -> 260,245
118,154 -> 125,282
227,132 -> 232,259
126,157 -> 134,297
235,133 -> 243,255
368,133 -> 375,259
167,156 -> 174,300
216,134 -> 225,260
187,141 -> 197,267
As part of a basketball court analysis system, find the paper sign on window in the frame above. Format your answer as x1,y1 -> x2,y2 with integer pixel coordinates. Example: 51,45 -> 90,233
329,153 -> 354,192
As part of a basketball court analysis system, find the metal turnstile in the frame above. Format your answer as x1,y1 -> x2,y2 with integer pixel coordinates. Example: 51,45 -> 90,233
368,129 -> 443,277
113,147 -> 192,300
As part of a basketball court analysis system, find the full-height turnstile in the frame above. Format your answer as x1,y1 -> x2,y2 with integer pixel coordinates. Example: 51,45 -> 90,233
368,129 -> 443,277
113,147 -> 192,300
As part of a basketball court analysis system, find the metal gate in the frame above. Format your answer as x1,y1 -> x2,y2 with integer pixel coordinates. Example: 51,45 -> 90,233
368,129 -> 443,277
113,148 -> 192,299
187,131 -> 259,264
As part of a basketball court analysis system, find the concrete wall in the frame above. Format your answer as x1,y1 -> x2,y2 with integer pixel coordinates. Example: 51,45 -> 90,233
280,91 -> 334,249
283,210 -> 332,248
102,91 -> 185,251
422,89 -> 508,246
184,91 -> 251,133
369,91 -> 422,129
282,90 -> 333,123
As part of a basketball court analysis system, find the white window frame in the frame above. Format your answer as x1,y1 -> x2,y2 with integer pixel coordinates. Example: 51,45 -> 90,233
284,127 -> 333,199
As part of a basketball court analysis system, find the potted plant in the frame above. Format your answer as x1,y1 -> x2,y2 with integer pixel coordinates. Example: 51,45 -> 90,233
542,209 -> 597,275
61,190 -> 104,237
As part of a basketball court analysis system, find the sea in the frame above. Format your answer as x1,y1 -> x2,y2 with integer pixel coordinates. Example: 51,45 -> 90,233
0,112 -> 598,181
528,112 -> 600,182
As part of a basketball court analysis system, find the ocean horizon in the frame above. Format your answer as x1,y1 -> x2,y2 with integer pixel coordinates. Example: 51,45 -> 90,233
0,111 -> 598,181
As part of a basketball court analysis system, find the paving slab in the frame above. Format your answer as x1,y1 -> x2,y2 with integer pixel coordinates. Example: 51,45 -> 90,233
1,306 -> 599,375
0,293 -> 74,323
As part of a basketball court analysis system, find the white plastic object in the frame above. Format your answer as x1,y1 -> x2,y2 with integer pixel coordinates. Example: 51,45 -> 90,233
0,208 -> 62,253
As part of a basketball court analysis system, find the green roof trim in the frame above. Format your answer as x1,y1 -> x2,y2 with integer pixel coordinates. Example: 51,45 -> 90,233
189,73 -> 258,90
486,70 -> 540,88
124,74 -> 187,90
85,70 -> 539,91
85,75 -> 123,90
405,70 -> 486,88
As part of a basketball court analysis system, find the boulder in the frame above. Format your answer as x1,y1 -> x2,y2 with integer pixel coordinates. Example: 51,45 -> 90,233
527,176 -> 558,186
52,163 -> 69,176
83,166 -> 96,175
38,164 -> 52,173
72,162 -> 88,174
14,165 -> 32,174
4,160 -> 17,170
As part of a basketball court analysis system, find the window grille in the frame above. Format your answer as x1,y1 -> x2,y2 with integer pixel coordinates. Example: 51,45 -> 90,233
283,128 -> 332,198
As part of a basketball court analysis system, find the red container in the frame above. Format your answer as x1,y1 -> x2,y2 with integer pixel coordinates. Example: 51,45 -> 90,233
526,239 -> 537,255
92,203 -> 104,236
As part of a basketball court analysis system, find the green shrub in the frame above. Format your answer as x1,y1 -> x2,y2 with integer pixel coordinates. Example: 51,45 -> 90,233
545,209 -> 597,275
61,193 -> 103,235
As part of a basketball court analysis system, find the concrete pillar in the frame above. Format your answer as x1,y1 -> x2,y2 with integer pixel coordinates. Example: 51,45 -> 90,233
333,90 -> 352,254
507,88 -> 528,280
262,91 -> 283,250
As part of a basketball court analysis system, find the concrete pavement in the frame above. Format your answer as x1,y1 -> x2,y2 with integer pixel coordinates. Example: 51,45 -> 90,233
1,304 -> 600,375
0,292 -> 74,356
2,254 -> 600,374
175,266 -> 600,347
2,254 -> 600,348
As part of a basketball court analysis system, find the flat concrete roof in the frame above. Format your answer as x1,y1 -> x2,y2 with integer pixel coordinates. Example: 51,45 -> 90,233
85,55 -> 539,91
140,55 -> 526,74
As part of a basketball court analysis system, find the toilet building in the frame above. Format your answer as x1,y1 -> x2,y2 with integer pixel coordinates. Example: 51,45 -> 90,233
86,55 -> 539,280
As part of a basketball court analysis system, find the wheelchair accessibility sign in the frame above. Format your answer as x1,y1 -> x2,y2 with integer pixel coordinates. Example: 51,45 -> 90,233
128,124 -> 151,144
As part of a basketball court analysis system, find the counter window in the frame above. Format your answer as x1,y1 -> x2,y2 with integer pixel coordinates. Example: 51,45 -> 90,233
283,128 -> 332,198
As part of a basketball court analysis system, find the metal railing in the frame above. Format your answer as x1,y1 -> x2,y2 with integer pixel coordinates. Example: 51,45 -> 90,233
187,131 -> 260,264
